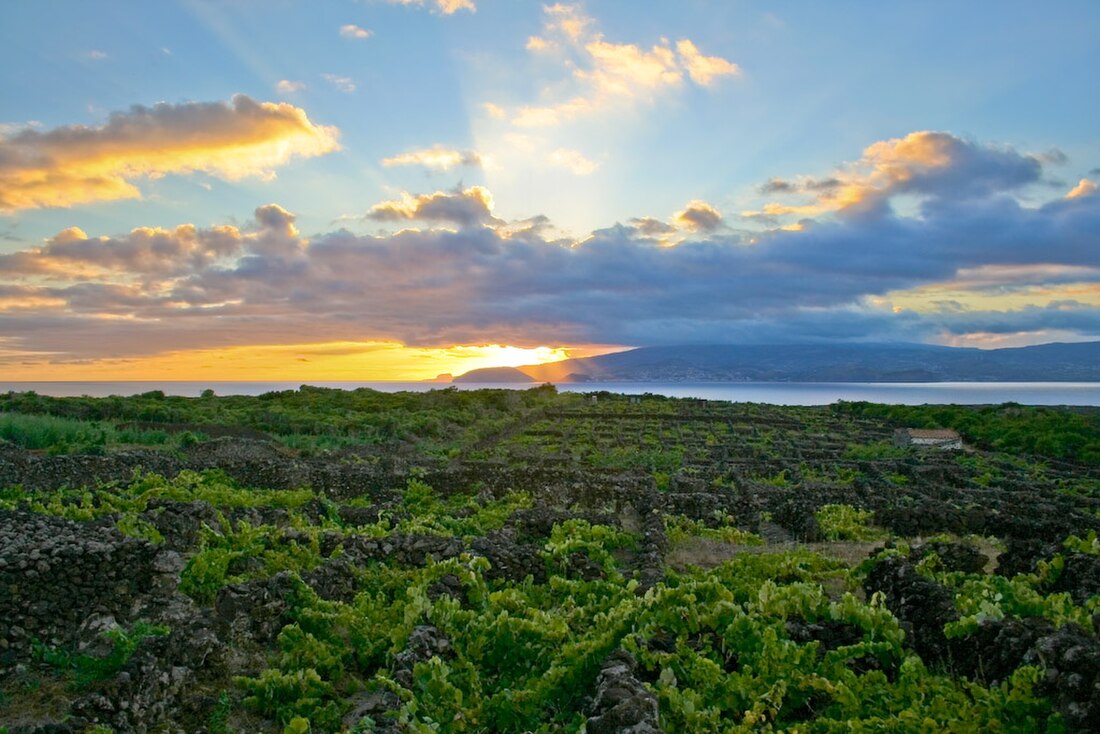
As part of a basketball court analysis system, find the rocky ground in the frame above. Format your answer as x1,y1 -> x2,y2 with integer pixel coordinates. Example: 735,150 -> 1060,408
1,398 -> 1098,733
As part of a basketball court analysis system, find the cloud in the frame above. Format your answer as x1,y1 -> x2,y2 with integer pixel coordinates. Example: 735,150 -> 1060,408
436,0 -> 475,13
579,39 -> 681,97
505,4 -> 738,127
1037,148 -> 1068,165
0,222 -> 244,279
526,35 -> 551,52
321,74 -> 356,93
366,186 -> 500,227
674,200 -> 724,232
759,178 -> 795,194
546,147 -> 598,175
512,97 -> 592,128
3,134 -> 1099,364
381,145 -> 483,172
386,0 -> 475,15
627,217 -> 676,237
340,24 -> 372,39
920,302 -> 1100,342
805,177 -> 841,192
0,121 -> 42,139
1066,178 -> 1097,200
482,102 -> 506,119
540,3 -> 592,43
0,95 -> 339,212
857,131 -> 1040,199
276,79 -> 306,94
676,40 -> 741,86
84,50 -> 108,61
0,203 -> 308,280
745,131 -> 1044,221
494,214 -> 564,243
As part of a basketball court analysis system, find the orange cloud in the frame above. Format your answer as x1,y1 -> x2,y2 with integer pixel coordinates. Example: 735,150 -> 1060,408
747,131 -> 1043,222
876,264 -> 1100,319
0,293 -> 67,312
1066,178 -> 1097,200
0,95 -> 339,212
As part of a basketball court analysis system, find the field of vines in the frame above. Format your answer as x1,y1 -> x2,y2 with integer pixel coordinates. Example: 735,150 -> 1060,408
0,386 -> 1098,733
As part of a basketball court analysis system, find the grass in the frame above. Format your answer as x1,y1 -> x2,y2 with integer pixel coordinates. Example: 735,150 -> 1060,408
0,675 -> 71,732
0,412 -> 181,454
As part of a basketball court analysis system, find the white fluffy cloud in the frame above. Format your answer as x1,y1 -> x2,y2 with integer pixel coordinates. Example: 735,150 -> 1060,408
507,4 -> 739,127
339,24 -> 372,39
275,79 -> 306,94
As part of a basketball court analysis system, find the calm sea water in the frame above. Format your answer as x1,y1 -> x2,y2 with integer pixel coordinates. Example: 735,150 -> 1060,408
2,381 -> 1099,406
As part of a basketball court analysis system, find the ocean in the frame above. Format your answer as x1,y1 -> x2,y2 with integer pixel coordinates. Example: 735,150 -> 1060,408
2,381 -> 1099,406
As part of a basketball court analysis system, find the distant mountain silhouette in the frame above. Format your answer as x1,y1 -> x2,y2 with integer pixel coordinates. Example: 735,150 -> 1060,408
454,342 -> 1100,383
452,366 -> 535,383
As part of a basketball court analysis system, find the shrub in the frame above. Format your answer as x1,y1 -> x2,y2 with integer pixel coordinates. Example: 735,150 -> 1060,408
815,504 -> 887,541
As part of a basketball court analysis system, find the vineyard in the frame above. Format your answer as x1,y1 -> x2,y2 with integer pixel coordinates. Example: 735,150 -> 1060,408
0,386 -> 1098,733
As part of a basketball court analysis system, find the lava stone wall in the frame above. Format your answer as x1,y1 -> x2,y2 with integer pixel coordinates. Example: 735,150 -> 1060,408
0,509 -> 168,661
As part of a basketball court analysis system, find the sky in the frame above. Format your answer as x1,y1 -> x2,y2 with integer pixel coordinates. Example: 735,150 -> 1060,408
1,0 -> 1099,380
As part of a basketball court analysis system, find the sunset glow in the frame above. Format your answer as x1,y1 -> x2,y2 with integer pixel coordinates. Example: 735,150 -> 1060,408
1,2 -> 1098,380
0,342 -> 624,382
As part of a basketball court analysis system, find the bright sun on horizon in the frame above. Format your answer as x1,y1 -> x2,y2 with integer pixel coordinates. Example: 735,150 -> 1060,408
1,1 -> 1099,381
0,342 -> 624,382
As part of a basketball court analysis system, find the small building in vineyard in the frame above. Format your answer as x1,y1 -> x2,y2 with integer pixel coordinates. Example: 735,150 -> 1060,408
894,427 -> 963,450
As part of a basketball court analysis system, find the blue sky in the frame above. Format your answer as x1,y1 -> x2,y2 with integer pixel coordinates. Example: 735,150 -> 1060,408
1,1 -> 1099,378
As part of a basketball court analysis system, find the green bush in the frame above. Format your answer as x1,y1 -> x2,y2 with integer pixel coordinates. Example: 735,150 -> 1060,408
33,620 -> 169,689
815,504 -> 888,541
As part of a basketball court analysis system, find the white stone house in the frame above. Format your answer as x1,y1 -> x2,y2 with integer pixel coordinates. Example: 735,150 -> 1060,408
894,428 -> 963,450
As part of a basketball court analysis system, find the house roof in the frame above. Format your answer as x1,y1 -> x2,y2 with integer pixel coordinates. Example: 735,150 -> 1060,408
903,428 -> 961,440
